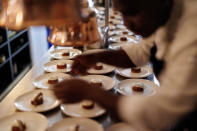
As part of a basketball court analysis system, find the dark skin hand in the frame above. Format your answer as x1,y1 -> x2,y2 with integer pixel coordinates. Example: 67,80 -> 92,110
71,49 -> 135,75
53,79 -> 120,117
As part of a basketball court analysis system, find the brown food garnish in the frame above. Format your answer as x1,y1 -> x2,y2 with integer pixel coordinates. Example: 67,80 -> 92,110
12,120 -> 26,131
81,100 -> 95,110
62,52 -> 70,57
94,64 -> 103,70
110,16 -> 115,19
31,92 -> 44,106
122,31 -> 128,35
90,82 -> 102,88
57,63 -> 67,69
120,37 -> 127,41
131,67 -> 141,73
48,77 -> 58,85
132,86 -> 144,92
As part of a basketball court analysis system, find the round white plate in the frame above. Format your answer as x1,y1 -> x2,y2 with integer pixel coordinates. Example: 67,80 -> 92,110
117,79 -> 158,96
0,112 -> 48,131
60,102 -> 106,118
14,89 -> 60,112
50,49 -> 82,60
109,24 -> 126,30
116,66 -> 153,79
88,63 -> 116,75
80,75 -> 115,90
33,73 -> 72,89
109,42 -> 137,50
48,118 -> 104,131
107,123 -> 135,131
44,60 -> 73,73
109,29 -> 134,36
109,35 -> 137,43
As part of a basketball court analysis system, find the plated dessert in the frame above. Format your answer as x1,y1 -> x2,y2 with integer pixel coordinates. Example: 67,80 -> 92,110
60,100 -> 106,118
109,35 -> 137,43
34,72 -> 72,89
44,60 -> 73,73
0,112 -> 48,131
117,79 -> 158,96
50,49 -> 82,60
88,63 -> 116,75
116,66 -> 153,79
80,75 -> 115,90
14,90 -> 60,112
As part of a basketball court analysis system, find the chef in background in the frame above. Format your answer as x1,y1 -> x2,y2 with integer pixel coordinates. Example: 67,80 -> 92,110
53,0 -> 197,130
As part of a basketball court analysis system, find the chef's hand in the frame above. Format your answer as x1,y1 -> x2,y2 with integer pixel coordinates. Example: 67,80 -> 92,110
52,79 -> 120,118
52,79 -> 92,103
71,49 -> 135,75
71,53 -> 98,75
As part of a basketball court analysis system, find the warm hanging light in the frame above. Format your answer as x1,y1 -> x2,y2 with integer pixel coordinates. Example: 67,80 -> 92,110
48,0 -> 101,47
0,0 -> 83,30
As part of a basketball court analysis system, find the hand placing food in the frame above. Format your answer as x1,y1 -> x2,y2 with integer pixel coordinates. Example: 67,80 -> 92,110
71,50 -> 135,75
52,79 -> 120,117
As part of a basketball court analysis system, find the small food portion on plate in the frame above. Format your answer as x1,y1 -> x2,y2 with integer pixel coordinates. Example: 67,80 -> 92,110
56,62 -> 67,69
80,75 -> 115,91
50,49 -> 82,60
44,60 -> 73,73
34,73 -> 72,89
31,92 -> 44,106
132,83 -> 145,93
117,79 -> 158,96
116,66 -> 153,78
14,90 -> 60,112
90,79 -> 103,88
88,63 -> 115,75
81,100 -> 95,110
94,63 -> 103,70
47,76 -> 59,85
0,112 -> 48,131
12,120 -> 26,131
60,101 -> 106,118
131,67 -> 141,73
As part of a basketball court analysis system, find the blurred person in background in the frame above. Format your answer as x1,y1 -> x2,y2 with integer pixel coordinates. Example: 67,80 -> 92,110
53,0 -> 197,130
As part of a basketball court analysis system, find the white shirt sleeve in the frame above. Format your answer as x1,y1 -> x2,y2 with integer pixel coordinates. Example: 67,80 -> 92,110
122,39 -> 154,67
118,42 -> 197,130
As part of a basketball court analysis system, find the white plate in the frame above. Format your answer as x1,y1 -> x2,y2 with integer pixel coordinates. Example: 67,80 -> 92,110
88,63 -> 116,75
117,79 -> 158,96
109,24 -> 126,30
44,60 -> 73,73
109,35 -> 137,43
48,118 -> 104,131
116,66 -> 153,78
80,75 -> 115,90
33,73 -> 72,89
14,89 -> 60,112
107,123 -> 135,131
109,29 -> 134,36
109,42 -> 136,50
60,102 -> 106,118
50,49 -> 82,60
0,112 -> 48,131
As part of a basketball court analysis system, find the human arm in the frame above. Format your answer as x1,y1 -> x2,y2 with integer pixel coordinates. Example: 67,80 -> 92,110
118,43 -> 197,130
52,79 -> 120,117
